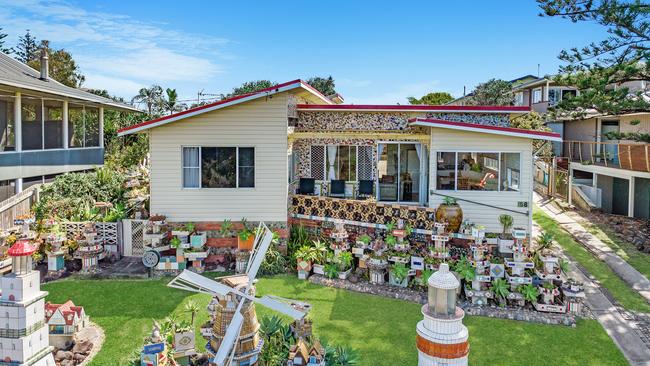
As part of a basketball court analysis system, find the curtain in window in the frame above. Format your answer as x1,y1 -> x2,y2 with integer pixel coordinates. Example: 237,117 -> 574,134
327,145 -> 337,180
182,147 -> 200,188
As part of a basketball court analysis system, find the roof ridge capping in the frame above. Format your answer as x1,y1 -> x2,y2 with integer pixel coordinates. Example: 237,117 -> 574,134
118,79 -> 332,136
409,117 -> 562,142
296,104 -> 530,112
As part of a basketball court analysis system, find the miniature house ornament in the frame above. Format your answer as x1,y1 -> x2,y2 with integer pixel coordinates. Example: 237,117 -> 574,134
0,240 -> 56,366
416,263 -> 469,366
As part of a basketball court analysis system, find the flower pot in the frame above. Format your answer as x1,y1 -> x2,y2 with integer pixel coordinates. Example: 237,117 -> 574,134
313,264 -> 325,275
351,247 -> 365,256
238,236 -> 254,250
486,237 -> 499,245
410,256 -> 424,270
190,232 -> 207,248
435,203 -> 463,233
389,271 -> 409,287
338,268 -> 352,280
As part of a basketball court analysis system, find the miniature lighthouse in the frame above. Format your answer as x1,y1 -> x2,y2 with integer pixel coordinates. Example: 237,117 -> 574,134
416,263 -> 469,366
0,240 -> 55,366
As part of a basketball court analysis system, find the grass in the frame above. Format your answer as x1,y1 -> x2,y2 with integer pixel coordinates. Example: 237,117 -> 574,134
579,219 -> 650,279
534,206 -> 650,313
43,274 -> 627,366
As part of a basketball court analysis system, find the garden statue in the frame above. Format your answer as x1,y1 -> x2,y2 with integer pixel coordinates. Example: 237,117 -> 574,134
416,263 -> 469,366
74,223 -> 104,273
329,222 -> 349,254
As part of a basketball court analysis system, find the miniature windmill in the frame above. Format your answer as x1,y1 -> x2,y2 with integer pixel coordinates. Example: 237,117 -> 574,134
168,223 -> 309,366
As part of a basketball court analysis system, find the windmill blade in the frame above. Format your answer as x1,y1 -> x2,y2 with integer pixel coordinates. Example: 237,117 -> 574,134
246,225 -> 274,281
167,269 -> 234,297
213,311 -> 244,366
255,295 -> 307,320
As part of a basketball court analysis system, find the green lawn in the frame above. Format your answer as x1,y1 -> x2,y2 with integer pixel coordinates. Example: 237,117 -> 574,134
43,275 -> 626,366
579,218 -> 650,279
534,206 -> 650,313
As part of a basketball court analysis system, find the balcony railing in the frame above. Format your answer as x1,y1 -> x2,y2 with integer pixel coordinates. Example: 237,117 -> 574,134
564,140 -> 650,173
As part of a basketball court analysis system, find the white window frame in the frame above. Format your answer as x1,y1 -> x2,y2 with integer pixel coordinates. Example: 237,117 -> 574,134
532,88 -> 543,104
181,146 -> 255,189
434,151 -> 521,192
376,141 -> 426,204
311,144 -> 360,182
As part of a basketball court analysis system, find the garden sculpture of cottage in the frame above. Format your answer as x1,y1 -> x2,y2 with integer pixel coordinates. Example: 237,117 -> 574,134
287,339 -> 326,366
44,300 -> 89,349
416,263 -> 469,366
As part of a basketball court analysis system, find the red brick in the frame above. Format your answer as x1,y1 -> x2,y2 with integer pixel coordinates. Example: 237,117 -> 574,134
207,237 -> 237,248
275,228 -> 289,239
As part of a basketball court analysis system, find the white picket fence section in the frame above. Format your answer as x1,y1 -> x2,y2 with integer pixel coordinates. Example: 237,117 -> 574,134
121,219 -> 146,257
60,221 -> 121,257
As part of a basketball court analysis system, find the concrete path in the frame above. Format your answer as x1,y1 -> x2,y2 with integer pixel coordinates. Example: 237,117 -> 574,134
535,194 -> 650,303
531,222 -> 650,366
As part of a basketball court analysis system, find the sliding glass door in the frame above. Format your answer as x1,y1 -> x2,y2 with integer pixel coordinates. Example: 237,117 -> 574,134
377,143 -> 424,203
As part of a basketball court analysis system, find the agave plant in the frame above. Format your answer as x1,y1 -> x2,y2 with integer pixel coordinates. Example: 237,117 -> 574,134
491,278 -> 510,306
519,283 -> 539,304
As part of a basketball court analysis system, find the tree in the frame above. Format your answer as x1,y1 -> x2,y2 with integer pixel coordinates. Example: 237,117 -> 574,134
538,0 -> 650,117
160,88 -> 186,115
27,40 -> 85,87
408,92 -> 454,105
131,85 -> 164,116
14,29 -> 38,63
0,27 -> 11,54
230,80 -> 276,97
306,76 -> 337,96
467,79 -> 514,106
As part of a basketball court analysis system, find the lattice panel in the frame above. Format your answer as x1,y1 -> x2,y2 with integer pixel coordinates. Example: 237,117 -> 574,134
61,221 -> 119,247
310,145 -> 325,180
130,220 -> 145,256
357,145 -> 374,180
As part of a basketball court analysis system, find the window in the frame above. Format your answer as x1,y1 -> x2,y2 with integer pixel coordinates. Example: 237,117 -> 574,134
181,147 -> 255,189
562,89 -> 577,100
436,152 -> 520,192
532,88 -> 542,104
0,96 -> 15,152
311,145 -> 371,181
22,98 -> 42,150
548,89 -> 560,106
514,92 -> 524,106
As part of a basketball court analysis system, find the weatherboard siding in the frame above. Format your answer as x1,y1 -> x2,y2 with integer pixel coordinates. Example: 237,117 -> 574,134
149,94 -> 289,222
428,128 -> 533,233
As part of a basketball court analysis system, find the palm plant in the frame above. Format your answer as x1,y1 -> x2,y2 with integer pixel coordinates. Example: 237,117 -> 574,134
131,85 -> 163,116
499,214 -> 514,236
491,278 -> 510,306
184,300 -> 200,326
536,231 -> 554,254
160,88 -> 187,115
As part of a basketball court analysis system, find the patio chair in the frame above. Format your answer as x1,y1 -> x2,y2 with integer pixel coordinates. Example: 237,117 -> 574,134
297,178 -> 316,195
357,180 -> 374,199
329,179 -> 346,198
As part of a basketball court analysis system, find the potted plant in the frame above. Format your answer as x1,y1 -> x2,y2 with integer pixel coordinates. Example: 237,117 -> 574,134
355,234 -> 372,249
149,214 -> 166,234
435,196 -> 463,233
385,234 -> 397,248
498,214 -> 514,252
312,240 -> 329,275
336,251 -> 354,280
295,245 -> 317,280
170,237 -> 182,249
389,263 -> 409,287
519,283 -> 539,307
453,256 -> 475,289
237,219 -> 255,251
324,262 -> 339,279
485,232 -> 499,245
219,219 -> 233,237
490,278 -> 510,307
540,282 -> 560,304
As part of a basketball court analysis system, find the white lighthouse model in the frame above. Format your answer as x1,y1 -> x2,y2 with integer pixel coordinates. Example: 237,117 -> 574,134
0,239 -> 55,366
416,263 -> 469,366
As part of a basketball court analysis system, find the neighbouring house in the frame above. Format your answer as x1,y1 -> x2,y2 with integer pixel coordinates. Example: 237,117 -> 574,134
447,74 -> 541,107
44,300 -> 88,348
118,79 -> 559,238
514,76 -> 650,219
0,51 -> 137,201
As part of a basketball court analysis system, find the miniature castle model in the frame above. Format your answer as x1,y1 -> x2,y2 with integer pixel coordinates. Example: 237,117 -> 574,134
44,300 -> 88,349
0,240 -> 55,366
202,275 -> 263,366
416,263 -> 469,366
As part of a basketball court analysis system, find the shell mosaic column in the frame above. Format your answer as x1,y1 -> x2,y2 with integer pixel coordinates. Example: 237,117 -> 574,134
416,263 -> 469,366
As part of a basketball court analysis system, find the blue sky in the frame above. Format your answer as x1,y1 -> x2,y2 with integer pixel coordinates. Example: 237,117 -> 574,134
0,0 -> 609,104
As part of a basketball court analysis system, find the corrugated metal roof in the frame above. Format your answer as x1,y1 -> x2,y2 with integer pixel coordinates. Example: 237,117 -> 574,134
0,53 -> 139,111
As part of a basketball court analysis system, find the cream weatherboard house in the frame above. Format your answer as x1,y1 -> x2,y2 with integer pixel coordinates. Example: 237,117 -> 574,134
118,79 -> 560,236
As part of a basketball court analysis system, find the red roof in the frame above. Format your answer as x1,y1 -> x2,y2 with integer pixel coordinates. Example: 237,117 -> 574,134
45,300 -> 85,326
409,117 -> 562,141
8,240 -> 37,257
117,79 -> 333,136
296,104 -> 530,112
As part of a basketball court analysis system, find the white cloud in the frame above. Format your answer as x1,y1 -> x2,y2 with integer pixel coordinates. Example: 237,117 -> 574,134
345,80 -> 442,104
0,0 -> 230,99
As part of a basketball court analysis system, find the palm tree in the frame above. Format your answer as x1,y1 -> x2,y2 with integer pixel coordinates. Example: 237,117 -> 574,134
131,85 -> 163,116
161,88 -> 186,115
184,300 -> 200,326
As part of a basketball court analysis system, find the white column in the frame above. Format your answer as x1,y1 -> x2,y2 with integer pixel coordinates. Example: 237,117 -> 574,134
14,91 -> 21,152
628,177 -> 635,217
15,178 -> 22,194
568,166 -> 573,206
98,106 -> 104,148
62,100 -> 68,149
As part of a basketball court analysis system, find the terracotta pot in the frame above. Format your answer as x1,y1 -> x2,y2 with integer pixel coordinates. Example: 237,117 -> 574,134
238,236 -> 254,250
435,204 -> 463,233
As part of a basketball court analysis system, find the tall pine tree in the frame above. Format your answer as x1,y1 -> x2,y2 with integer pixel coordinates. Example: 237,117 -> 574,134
0,27 -> 11,54
14,29 -> 38,63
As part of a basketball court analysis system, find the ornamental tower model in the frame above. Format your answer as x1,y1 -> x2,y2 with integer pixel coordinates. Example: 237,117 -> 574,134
0,240 -> 55,366
416,263 -> 469,366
